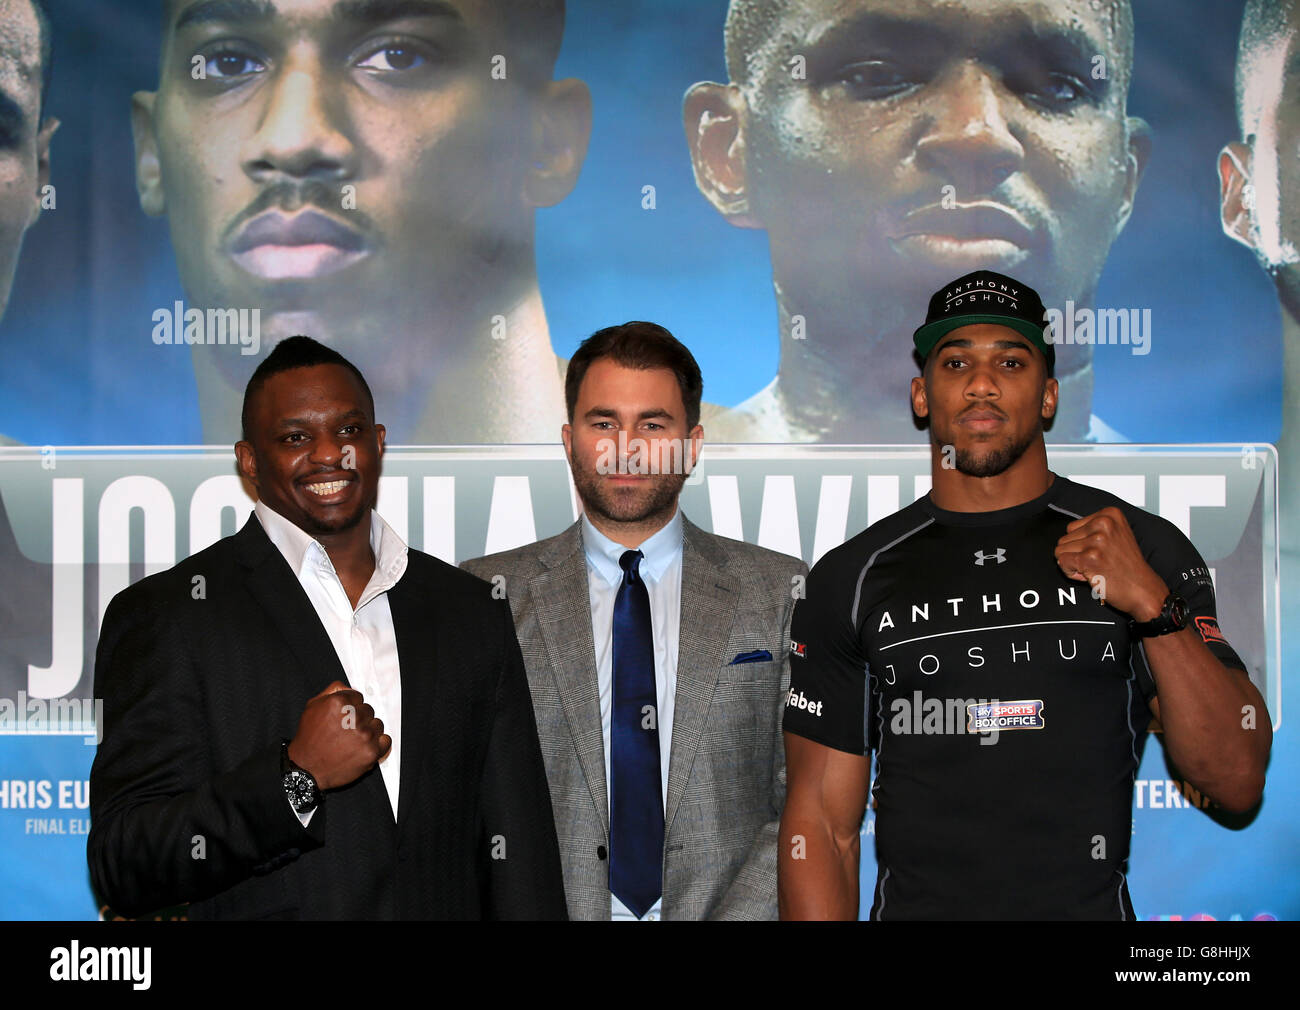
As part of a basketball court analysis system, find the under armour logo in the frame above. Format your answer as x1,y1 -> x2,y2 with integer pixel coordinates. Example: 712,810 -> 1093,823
974,549 -> 1006,566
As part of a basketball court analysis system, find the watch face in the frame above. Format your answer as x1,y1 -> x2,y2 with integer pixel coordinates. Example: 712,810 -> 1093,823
285,770 -> 317,811
1170,596 -> 1189,628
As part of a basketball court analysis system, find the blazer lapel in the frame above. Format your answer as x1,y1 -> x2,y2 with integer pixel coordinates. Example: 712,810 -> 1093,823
664,515 -> 739,837
387,564 -> 435,835
532,523 -> 609,833
235,517 -> 346,698
235,515 -> 394,830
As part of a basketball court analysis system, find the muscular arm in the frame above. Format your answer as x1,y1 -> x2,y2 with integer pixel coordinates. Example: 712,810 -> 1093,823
1142,628 -> 1270,814
1055,505 -> 1271,814
778,733 -> 870,920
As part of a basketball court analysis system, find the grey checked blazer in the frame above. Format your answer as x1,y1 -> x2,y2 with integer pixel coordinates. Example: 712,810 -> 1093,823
462,513 -> 806,920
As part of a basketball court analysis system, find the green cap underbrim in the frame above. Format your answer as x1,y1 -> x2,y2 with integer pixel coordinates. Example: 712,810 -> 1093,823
913,313 -> 1055,367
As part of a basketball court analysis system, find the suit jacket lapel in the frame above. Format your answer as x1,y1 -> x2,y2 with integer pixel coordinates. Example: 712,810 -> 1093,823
664,515 -> 738,837
387,565 -> 435,836
533,523 -> 609,834
235,517 -> 346,698
235,515 -> 394,830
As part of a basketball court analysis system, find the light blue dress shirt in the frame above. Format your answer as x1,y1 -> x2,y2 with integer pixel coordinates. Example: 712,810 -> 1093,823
581,508 -> 684,921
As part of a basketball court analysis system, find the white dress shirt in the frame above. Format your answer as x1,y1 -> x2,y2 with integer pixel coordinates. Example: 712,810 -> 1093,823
255,501 -> 408,822
581,508 -> 683,921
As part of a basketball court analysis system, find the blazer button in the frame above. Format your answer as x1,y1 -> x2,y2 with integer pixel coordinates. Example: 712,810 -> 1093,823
596,845 -> 607,860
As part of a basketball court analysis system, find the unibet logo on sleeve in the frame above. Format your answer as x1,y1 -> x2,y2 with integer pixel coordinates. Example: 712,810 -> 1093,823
786,689 -> 823,716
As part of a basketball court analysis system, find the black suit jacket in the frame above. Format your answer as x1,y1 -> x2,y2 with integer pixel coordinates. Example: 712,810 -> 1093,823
88,516 -> 565,920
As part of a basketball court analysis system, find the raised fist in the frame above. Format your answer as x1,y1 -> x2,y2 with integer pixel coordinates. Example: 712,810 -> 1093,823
287,680 -> 391,790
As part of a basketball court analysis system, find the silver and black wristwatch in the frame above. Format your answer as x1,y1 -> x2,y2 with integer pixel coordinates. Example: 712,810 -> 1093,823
281,740 -> 321,815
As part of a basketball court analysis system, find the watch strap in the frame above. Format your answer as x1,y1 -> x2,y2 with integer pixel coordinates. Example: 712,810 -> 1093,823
1129,593 -> 1188,639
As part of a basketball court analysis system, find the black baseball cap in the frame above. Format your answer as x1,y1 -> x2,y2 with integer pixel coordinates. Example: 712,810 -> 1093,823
912,270 -> 1054,370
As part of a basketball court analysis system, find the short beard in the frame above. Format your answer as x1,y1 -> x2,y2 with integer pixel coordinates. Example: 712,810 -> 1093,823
299,512 -> 366,535
944,424 -> 1041,479
300,507 -> 369,537
295,489 -> 374,538
568,448 -> 686,528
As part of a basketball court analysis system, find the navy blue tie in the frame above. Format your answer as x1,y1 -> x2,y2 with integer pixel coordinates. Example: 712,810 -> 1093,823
609,549 -> 663,918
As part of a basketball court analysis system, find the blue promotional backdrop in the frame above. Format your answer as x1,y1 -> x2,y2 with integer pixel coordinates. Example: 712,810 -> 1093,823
0,0 -> 1295,920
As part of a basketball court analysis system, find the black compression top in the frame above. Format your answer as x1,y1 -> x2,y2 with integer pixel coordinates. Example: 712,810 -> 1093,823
783,474 -> 1246,920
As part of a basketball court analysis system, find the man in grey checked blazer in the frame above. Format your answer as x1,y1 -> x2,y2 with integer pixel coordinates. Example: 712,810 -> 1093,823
463,322 -> 806,920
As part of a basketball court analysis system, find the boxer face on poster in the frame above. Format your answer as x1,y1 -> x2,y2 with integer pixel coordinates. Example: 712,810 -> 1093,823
1221,0 -> 1300,551
685,0 -> 1149,443
0,0 -> 56,323
1222,0 -> 1300,330
134,0 -> 591,443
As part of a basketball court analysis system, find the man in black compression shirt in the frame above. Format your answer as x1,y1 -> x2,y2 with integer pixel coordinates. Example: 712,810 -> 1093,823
779,269 -> 1271,920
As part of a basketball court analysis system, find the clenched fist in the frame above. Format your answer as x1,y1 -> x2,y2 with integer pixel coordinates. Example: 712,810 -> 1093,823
287,680 -> 391,790
1053,507 -> 1169,621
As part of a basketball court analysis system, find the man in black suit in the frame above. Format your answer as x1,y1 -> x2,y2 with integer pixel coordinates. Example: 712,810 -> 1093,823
88,336 -> 565,920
